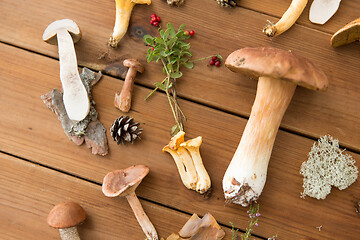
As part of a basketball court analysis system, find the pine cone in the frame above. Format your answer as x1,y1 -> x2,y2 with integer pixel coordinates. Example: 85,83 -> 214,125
216,0 -> 239,7
110,116 -> 142,144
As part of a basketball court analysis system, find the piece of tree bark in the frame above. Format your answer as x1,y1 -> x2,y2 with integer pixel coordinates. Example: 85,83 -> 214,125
41,68 -> 108,156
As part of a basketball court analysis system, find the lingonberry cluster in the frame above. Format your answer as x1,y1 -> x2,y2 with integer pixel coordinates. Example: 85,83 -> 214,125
150,13 -> 161,27
209,56 -> 221,67
184,30 -> 195,36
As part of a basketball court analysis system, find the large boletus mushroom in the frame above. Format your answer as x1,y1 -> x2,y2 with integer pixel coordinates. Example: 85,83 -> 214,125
223,47 -> 328,206
330,17 -> 360,47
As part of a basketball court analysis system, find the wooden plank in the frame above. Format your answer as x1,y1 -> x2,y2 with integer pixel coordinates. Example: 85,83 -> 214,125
1,43 -> 360,239
1,0 -> 360,151
0,153 -> 237,240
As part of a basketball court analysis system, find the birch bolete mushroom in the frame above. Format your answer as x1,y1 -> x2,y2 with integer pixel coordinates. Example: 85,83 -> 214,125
223,47 -> 328,206
102,165 -> 158,240
114,59 -> 144,112
263,0 -> 307,37
109,0 -> 151,48
43,19 -> 90,121
330,17 -> 360,47
162,131 -> 198,190
47,201 -> 87,240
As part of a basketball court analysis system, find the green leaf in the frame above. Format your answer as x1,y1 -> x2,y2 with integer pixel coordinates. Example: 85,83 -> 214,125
170,71 -> 182,79
143,35 -> 154,45
154,82 -> 166,91
167,23 -> 176,37
167,63 -> 173,71
182,62 -> 194,69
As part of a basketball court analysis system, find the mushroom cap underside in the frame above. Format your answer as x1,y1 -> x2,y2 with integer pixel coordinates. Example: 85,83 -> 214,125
47,201 -> 87,229
43,19 -> 82,45
123,59 -> 145,73
225,47 -> 328,91
331,17 -> 360,47
102,165 -> 149,197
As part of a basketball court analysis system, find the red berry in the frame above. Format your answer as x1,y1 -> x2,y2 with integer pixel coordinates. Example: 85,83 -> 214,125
150,20 -> 154,24
209,60 -> 215,65
215,60 -> 221,67
153,21 -> 159,27
151,47 -> 155,50
184,30 -> 189,35
151,13 -> 157,18
151,16 -> 157,22
189,30 -> 195,36
156,16 -> 161,22
212,56 -> 218,61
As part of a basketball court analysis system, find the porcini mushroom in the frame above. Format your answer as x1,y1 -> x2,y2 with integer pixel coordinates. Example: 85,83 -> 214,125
102,165 -> 158,240
223,47 -> 328,206
43,19 -> 90,121
309,0 -> 341,25
263,0 -> 307,37
162,131 -> 198,190
47,201 -> 87,240
330,17 -> 360,47
180,137 -> 211,194
109,0 -> 151,48
114,59 -> 144,112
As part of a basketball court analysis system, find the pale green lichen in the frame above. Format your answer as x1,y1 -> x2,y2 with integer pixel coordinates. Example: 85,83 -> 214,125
300,135 -> 358,200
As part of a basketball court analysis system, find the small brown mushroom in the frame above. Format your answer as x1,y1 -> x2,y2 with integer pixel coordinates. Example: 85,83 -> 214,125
331,17 -> 360,47
47,201 -> 87,240
114,59 -> 144,112
223,47 -> 328,206
102,165 -> 158,240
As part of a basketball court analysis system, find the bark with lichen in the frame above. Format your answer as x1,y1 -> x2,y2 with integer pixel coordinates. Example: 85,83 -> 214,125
41,68 -> 108,156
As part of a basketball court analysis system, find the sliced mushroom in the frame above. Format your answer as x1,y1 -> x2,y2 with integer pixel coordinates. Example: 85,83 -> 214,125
309,0 -> 341,25
331,17 -> 360,47
43,19 -> 90,121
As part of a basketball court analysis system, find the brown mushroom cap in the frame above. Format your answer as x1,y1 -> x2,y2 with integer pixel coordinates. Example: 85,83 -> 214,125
47,201 -> 87,229
43,19 -> 82,45
123,59 -> 145,73
331,17 -> 360,47
225,47 -> 328,91
102,165 -> 149,197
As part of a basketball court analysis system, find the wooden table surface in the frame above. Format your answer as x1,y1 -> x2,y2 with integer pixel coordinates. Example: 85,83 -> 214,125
1,0 -> 359,239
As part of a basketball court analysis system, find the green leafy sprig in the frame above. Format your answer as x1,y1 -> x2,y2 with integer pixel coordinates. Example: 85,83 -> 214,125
143,23 -> 220,135
231,204 -> 277,240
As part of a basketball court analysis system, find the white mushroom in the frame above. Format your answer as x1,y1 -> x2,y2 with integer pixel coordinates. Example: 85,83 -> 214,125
309,0 -> 341,25
43,19 -> 90,121
180,137 -> 211,194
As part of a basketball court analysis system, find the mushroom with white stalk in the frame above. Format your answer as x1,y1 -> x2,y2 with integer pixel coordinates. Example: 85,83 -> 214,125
102,165 -> 159,240
309,0 -> 341,25
223,47 -> 328,206
43,19 -> 90,121
330,17 -> 360,47
47,201 -> 87,240
263,0 -> 308,37
109,0 -> 151,48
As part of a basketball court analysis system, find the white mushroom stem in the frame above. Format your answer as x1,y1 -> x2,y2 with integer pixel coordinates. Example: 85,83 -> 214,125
126,191 -> 159,240
263,0 -> 308,37
223,76 -> 296,206
57,28 -> 90,121
59,227 -> 80,240
181,137 -> 211,194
